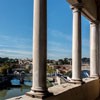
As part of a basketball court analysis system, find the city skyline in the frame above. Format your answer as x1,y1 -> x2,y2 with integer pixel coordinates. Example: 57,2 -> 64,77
0,0 -> 90,59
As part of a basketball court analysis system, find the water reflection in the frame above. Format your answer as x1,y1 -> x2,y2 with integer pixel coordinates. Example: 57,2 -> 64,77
0,74 -> 53,100
0,85 -> 31,100
0,74 -> 32,100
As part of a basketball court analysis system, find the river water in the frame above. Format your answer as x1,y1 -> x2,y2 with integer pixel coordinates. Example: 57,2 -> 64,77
0,74 -> 32,100
0,81 -> 52,100
0,85 -> 31,100
0,73 -> 53,100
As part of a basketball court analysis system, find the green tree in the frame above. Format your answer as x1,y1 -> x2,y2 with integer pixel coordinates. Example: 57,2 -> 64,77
47,65 -> 55,74
0,64 -> 10,74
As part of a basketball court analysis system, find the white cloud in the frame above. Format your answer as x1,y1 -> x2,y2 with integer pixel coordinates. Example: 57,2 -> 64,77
48,41 -> 62,47
0,44 -> 32,49
48,29 -> 72,42
48,52 -> 71,60
0,48 -> 32,58
48,48 -> 71,53
47,41 -> 72,59
0,52 -> 32,59
0,49 -> 32,55
47,29 -> 72,59
82,38 -> 90,47
49,30 -> 66,37
0,34 -> 32,58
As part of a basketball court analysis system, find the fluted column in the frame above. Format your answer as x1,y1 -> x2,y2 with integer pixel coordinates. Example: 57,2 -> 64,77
26,0 -> 51,98
72,6 -> 82,82
90,22 -> 99,77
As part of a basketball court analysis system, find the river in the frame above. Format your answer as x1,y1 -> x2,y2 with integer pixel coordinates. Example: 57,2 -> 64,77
0,85 -> 31,100
0,74 -> 32,100
0,73 -> 54,100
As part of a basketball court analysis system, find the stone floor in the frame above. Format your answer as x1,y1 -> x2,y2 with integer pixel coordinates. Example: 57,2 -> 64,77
6,95 -> 100,100
6,95 -> 41,100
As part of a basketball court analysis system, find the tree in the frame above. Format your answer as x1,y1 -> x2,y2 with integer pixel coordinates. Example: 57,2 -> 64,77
63,58 -> 69,64
58,59 -> 64,65
47,65 -> 55,74
0,64 -> 10,74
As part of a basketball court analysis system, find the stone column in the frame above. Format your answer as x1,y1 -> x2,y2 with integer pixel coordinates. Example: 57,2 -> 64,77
99,23 -> 100,76
90,22 -> 99,77
72,6 -> 82,82
26,0 -> 51,98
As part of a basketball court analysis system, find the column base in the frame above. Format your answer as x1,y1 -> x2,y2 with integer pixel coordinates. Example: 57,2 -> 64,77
70,79 -> 84,84
89,75 -> 99,78
26,90 -> 53,99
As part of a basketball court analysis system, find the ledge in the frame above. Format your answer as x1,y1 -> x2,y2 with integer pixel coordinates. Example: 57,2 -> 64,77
7,78 -> 100,100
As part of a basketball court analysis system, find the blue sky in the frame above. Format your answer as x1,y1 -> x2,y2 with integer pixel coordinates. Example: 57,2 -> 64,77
0,0 -> 90,59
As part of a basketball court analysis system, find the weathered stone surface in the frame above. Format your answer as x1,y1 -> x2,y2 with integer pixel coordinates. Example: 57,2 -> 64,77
67,0 -> 97,21
90,22 -> 99,77
72,7 -> 82,81
31,0 -> 48,97
7,78 -> 99,100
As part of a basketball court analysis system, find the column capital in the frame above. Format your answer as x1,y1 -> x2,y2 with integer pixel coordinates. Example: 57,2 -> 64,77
90,22 -> 97,27
71,3 -> 83,12
90,20 -> 99,26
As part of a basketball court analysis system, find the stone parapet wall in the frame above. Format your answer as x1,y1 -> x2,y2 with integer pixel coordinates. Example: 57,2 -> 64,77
46,78 -> 99,100
7,78 -> 100,100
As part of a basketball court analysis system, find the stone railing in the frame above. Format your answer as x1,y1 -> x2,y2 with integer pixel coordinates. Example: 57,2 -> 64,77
7,78 -> 100,100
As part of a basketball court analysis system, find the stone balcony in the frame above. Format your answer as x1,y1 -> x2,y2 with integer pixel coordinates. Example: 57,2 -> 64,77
7,78 -> 100,100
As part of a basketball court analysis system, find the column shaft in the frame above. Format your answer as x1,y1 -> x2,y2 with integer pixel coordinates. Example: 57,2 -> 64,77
99,23 -> 100,76
90,22 -> 99,77
30,0 -> 48,97
72,7 -> 82,81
